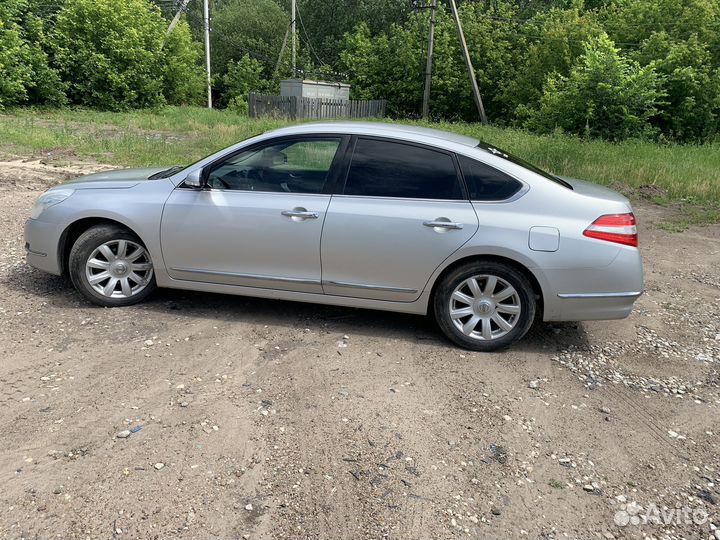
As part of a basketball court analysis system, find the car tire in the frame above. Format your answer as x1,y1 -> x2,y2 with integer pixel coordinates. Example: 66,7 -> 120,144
69,224 -> 156,307
434,261 -> 536,351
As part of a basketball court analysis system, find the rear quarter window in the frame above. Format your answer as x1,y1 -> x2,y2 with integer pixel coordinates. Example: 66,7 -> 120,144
458,155 -> 523,201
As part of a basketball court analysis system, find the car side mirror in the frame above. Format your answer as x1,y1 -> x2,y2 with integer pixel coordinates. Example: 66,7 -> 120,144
184,169 -> 204,188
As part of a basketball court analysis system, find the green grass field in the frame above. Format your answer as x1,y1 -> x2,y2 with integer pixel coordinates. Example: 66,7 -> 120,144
2,106 -> 719,206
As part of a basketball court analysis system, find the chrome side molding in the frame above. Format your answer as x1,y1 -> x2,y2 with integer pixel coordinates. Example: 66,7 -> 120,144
324,280 -> 418,294
171,267 -> 321,286
557,291 -> 643,299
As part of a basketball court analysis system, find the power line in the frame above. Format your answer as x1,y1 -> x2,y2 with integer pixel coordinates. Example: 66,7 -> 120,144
294,2 -> 329,68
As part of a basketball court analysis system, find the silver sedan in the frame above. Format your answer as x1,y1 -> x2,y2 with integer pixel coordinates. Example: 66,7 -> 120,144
24,122 -> 643,350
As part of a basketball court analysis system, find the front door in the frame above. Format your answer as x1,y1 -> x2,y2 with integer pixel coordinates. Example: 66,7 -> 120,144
161,136 -> 345,294
321,137 -> 479,302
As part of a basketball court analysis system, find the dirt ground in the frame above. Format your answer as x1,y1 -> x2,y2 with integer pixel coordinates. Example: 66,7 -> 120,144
0,156 -> 719,540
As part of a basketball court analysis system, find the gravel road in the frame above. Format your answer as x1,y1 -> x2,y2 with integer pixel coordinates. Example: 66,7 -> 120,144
1,158 -> 719,539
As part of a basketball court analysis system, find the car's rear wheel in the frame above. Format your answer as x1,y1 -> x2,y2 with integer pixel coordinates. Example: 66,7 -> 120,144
69,224 -> 156,307
434,261 -> 535,351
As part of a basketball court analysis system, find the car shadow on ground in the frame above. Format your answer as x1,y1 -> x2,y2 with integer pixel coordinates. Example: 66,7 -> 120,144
6,265 -> 591,354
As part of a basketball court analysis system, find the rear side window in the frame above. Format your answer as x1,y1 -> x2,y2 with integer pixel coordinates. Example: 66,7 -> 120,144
458,155 -> 523,201
344,138 -> 463,200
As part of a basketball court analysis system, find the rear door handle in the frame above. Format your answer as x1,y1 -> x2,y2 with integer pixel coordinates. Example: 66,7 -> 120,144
281,208 -> 319,220
423,220 -> 464,230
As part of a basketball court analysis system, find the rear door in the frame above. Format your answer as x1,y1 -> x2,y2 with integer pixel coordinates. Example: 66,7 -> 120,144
321,137 -> 479,302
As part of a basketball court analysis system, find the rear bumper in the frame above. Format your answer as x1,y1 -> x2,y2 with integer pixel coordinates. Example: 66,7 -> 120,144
548,291 -> 642,321
540,247 -> 644,322
25,218 -> 62,275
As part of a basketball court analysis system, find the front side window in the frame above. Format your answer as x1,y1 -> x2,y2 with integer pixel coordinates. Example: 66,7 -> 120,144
458,155 -> 524,201
343,138 -> 463,200
206,137 -> 341,193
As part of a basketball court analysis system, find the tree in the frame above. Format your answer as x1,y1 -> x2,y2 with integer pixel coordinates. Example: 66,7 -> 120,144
209,0 -> 287,76
52,0 -> 204,110
505,7 -> 604,123
52,0 -> 167,109
459,1 -> 529,121
340,3 -> 525,121
162,19 -> 206,106
0,0 -> 65,108
633,32 -> 720,141
294,0 -> 411,69
525,34 -> 665,140
222,54 -> 272,113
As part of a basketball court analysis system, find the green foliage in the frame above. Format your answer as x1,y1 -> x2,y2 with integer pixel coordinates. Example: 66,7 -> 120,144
50,0 -> 204,110
340,10 -> 477,119
459,1 -> 529,121
602,0 -> 720,55
525,34 -> 665,140
507,7 -> 604,121
210,0 -> 287,75
0,0 -> 65,108
162,20 -> 206,106
223,54 -> 272,113
52,0 -> 167,109
633,33 -> 720,141
294,0 -> 411,68
3,0 -> 720,144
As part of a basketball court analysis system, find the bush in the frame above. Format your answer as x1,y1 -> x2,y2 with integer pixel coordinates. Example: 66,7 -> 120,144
222,54 -> 272,113
633,33 -> 720,142
162,20 -> 206,106
0,0 -> 65,108
52,0 -> 203,110
525,34 -> 665,140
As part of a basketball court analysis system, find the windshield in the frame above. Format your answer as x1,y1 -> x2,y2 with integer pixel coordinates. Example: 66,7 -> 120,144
477,141 -> 572,189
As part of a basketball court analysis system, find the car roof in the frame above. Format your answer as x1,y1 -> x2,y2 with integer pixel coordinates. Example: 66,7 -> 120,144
265,121 -> 481,149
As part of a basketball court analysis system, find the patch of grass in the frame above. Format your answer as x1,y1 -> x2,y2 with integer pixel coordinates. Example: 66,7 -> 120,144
1,106 -> 719,207
548,479 -> 564,489
655,203 -> 720,232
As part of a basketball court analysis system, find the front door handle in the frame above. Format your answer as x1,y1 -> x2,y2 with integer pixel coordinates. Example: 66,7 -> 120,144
281,208 -> 319,221
423,219 -> 464,230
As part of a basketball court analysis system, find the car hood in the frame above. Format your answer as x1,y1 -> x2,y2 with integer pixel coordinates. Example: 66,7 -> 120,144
59,167 -> 172,190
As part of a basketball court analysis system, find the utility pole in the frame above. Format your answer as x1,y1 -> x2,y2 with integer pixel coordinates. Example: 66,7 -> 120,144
203,0 -> 212,108
421,0 -> 436,118
274,25 -> 290,77
291,0 -> 297,77
448,0 -> 487,124
165,0 -> 192,36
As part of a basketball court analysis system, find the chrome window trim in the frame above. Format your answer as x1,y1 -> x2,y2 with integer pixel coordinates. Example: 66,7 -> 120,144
456,152 -> 532,204
330,194 -> 471,204
174,186 -> 330,197
171,267 -> 320,286
324,280 -> 418,294
557,291 -> 643,299
469,182 -> 530,204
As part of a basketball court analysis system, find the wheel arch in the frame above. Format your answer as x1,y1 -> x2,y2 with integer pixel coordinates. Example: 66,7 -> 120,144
58,217 -> 143,276
427,253 -> 546,319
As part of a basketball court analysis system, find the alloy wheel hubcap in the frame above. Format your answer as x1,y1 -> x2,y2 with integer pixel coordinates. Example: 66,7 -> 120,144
449,274 -> 521,341
85,239 -> 153,298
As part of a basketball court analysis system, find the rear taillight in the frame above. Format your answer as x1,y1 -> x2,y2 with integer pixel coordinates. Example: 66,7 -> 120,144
583,213 -> 638,247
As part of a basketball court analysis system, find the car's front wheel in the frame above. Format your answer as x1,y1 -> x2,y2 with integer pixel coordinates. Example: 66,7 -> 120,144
68,224 -> 156,307
434,261 -> 536,351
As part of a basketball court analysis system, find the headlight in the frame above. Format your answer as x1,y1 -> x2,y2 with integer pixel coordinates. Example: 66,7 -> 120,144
30,188 -> 74,219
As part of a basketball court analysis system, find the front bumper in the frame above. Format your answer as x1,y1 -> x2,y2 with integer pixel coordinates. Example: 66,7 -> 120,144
24,218 -> 63,275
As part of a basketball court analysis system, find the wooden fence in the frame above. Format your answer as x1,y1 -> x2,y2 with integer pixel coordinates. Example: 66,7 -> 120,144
249,93 -> 386,120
